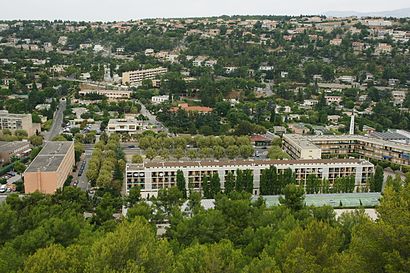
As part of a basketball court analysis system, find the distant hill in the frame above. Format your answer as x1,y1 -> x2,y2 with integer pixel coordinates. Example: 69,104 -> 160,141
324,8 -> 410,18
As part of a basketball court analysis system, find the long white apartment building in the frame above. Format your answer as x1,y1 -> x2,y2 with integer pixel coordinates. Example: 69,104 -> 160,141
125,159 -> 374,198
78,89 -> 132,100
122,67 -> 168,85
107,118 -> 146,135
283,134 -> 410,166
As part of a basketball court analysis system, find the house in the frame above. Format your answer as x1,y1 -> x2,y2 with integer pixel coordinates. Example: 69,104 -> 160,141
325,95 -> 342,105
259,65 -> 274,71
288,123 -> 311,135
392,91 -> 406,106
225,67 -> 238,74
330,38 -> 342,46
302,99 -> 318,108
389,79 -> 400,87
273,126 -> 287,136
327,115 -> 341,124
204,60 -> 217,67
94,45 -> 104,52
280,71 -> 289,78
338,76 -> 355,84
151,95 -> 170,104
375,43 -> 392,55
145,48 -> 155,56
250,135 -> 272,147
193,56 -> 207,67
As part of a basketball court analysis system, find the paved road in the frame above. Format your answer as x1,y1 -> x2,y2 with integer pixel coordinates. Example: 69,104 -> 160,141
74,144 -> 94,191
138,100 -> 168,133
44,100 -> 66,141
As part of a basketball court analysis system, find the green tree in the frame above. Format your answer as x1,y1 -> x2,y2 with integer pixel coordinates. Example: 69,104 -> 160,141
85,217 -> 173,273
224,172 -> 236,194
13,161 -> 26,174
127,186 -> 141,206
210,173 -> 221,197
29,135 -> 43,146
279,184 -> 305,212
131,154 -> 143,163
176,170 -> 187,198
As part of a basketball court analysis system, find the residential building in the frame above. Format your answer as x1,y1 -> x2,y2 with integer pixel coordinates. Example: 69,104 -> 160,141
325,95 -> 342,105
302,99 -> 318,108
391,90 -> 406,106
151,95 -> 170,104
338,76 -> 355,84
145,48 -> 155,56
288,123 -> 311,135
330,38 -> 342,46
273,126 -> 287,136
283,134 -> 410,166
23,141 -> 75,194
370,130 -> 410,144
107,118 -> 146,135
375,43 -> 392,55
0,110 -> 39,136
78,89 -> 132,100
250,135 -> 272,147
283,134 -> 322,160
327,115 -> 341,124
122,67 -> 168,85
0,141 -> 31,166
125,159 -> 374,198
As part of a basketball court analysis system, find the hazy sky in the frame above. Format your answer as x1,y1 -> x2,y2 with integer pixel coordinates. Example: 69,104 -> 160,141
0,0 -> 409,21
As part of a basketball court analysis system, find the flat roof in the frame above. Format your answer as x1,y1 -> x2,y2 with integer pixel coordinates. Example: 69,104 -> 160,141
0,141 -> 29,153
370,131 -> 409,141
284,134 -> 321,150
261,192 -> 381,208
24,141 -> 73,173
309,134 -> 410,152
127,158 -> 372,171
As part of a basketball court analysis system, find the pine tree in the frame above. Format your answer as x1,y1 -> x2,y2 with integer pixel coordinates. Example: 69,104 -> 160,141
374,165 -> 384,192
210,173 -> 221,197
243,169 -> 254,193
176,170 -> 186,198
224,172 -> 235,194
235,169 -> 244,191
202,175 -> 211,199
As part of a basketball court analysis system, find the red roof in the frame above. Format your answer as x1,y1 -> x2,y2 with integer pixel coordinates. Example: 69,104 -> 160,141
250,135 -> 270,142
171,103 -> 213,113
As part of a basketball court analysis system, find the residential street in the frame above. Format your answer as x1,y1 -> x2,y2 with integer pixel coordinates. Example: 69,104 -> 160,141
44,100 -> 66,141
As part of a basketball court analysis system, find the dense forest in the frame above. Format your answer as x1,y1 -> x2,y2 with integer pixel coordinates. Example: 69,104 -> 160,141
0,175 -> 408,273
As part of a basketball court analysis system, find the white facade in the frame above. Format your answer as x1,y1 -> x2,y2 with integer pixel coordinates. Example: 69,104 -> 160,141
122,67 -> 168,85
79,89 -> 132,100
125,159 -> 374,198
107,118 -> 146,135
151,95 -> 169,104
283,134 -> 322,160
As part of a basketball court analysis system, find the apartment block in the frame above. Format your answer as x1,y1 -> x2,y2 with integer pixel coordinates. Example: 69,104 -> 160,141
125,159 -> 374,198
79,89 -> 132,100
283,134 -> 410,166
283,134 -> 322,160
0,110 -> 38,136
122,67 -> 168,85
23,141 -> 75,194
